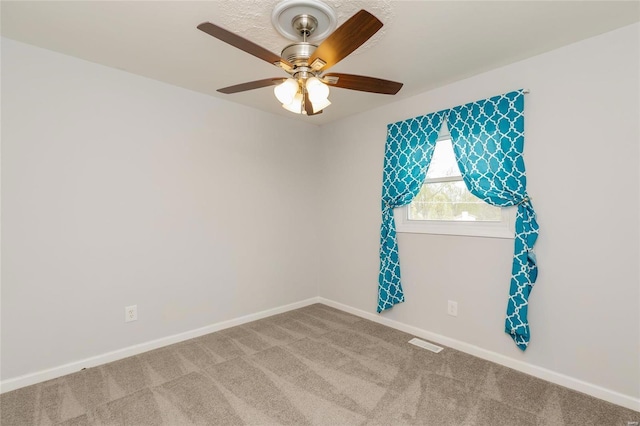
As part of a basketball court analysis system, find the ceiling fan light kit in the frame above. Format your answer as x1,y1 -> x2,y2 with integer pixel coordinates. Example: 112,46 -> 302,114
306,76 -> 329,102
197,0 -> 403,116
274,77 -> 299,105
282,92 -> 304,114
311,97 -> 331,114
274,76 -> 330,115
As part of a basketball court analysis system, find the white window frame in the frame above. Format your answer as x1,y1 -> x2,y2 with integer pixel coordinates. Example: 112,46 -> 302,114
394,132 -> 516,239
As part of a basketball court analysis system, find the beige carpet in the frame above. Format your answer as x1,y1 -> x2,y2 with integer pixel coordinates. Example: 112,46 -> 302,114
1,303 -> 638,425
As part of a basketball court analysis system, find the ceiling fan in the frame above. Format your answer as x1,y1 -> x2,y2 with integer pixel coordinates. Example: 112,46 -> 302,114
197,3 -> 403,116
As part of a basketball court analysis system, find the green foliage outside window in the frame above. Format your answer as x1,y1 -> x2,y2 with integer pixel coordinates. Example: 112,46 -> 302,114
409,180 -> 501,221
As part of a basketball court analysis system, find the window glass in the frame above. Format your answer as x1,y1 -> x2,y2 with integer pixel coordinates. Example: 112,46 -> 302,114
409,180 -> 502,222
396,136 -> 514,238
425,139 -> 460,179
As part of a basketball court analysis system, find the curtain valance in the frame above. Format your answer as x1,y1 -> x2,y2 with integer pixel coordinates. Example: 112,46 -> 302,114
378,89 -> 539,350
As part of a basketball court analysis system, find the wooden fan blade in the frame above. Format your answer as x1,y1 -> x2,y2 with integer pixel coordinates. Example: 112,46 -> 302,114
307,10 -> 382,71
218,78 -> 286,94
323,73 -> 403,95
198,22 -> 292,68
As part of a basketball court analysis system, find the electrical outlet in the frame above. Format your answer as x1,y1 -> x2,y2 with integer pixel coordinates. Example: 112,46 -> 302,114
447,300 -> 458,317
125,305 -> 137,322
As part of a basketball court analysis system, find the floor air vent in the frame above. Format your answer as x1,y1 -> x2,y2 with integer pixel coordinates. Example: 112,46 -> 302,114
408,338 -> 443,353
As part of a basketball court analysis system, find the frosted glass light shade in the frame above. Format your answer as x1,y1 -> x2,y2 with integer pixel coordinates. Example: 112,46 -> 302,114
312,97 -> 331,113
282,93 -> 303,114
274,78 -> 299,105
306,77 -> 330,103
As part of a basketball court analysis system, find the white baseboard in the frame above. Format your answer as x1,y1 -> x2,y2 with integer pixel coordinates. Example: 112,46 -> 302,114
0,297 -> 321,394
3,295 -> 638,413
318,297 -> 640,413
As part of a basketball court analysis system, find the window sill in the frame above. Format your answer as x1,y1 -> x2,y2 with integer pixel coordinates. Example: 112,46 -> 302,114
394,207 -> 515,239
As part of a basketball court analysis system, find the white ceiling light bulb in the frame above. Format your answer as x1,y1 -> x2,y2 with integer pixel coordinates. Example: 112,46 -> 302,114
306,77 -> 330,103
274,78 -> 299,105
312,98 -> 331,114
282,92 -> 303,114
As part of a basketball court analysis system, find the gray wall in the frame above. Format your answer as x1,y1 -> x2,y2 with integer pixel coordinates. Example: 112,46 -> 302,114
1,38 -> 322,380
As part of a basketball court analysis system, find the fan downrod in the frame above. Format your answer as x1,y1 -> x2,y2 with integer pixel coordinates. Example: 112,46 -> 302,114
280,14 -> 321,68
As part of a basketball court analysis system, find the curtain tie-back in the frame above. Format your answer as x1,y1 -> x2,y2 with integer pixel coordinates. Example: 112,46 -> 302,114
517,196 -> 531,206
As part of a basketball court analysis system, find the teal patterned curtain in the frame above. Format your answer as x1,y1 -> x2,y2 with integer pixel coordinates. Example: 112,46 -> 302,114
378,89 -> 539,350
447,90 -> 538,350
378,111 -> 445,312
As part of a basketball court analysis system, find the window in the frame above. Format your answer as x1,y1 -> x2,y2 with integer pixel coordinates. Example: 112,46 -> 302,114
394,132 -> 515,238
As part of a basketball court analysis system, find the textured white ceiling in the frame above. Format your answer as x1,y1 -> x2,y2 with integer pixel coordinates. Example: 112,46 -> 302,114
1,1 -> 638,125
216,0 -> 395,53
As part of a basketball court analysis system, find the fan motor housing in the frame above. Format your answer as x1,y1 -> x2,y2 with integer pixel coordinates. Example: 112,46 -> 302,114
281,43 -> 317,66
